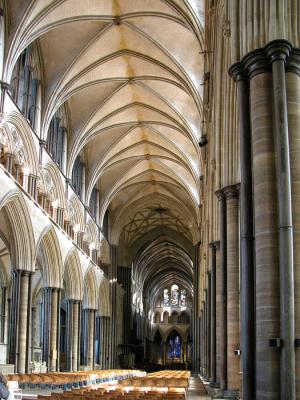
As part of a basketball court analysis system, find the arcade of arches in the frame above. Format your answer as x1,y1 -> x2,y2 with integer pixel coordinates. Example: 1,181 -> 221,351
0,1 -> 300,399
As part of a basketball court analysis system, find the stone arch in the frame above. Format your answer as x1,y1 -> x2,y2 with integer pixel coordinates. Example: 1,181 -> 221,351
83,265 -> 97,309
68,195 -> 84,231
163,310 -> 169,324
42,161 -> 66,209
84,219 -> 98,246
63,248 -> 83,301
36,225 -> 63,288
165,326 -> 185,342
154,311 -> 161,323
170,310 -> 179,324
180,310 -> 190,324
152,326 -> 164,342
0,190 -> 35,271
0,113 -> 39,176
98,277 -> 110,317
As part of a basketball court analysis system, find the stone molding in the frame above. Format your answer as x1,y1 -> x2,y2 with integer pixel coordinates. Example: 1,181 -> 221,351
229,39 -> 300,81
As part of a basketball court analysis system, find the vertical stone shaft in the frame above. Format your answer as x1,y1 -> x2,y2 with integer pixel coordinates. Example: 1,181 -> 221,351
18,272 -> 30,373
286,55 -> 300,397
210,242 -> 217,384
72,301 -> 79,371
250,71 -> 280,399
224,185 -> 240,391
216,190 -> 227,390
66,300 -> 73,371
50,289 -> 58,371
216,243 -> 221,386
87,309 -> 95,368
267,41 -> 295,400
229,63 -> 255,400
206,276 -> 211,380
192,243 -> 200,373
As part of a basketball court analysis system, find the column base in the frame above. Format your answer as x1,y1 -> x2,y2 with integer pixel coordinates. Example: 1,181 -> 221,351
214,389 -> 239,399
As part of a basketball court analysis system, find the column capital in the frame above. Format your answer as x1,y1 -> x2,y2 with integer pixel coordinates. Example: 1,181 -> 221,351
43,286 -> 61,293
286,48 -> 300,76
229,40 -> 297,82
228,62 -> 246,82
12,269 -> 33,277
223,184 -> 240,200
243,48 -> 270,80
66,298 -> 81,305
265,39 -> 292,64
215,188 -> 225,200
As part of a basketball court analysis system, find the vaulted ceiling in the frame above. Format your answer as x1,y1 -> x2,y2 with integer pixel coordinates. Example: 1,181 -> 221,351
6,0 -> 205,247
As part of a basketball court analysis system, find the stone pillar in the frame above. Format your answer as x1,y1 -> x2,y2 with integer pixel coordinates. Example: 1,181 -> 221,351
87,309 -> 95,368
49,288 -> 59,371
28,174 -> 38,200
224,185 -> 240,392
42,287 -> 60,372
82,308 -> 95,369
205,282 -> 211,380
110,245 -> 118,368
215,242 -> 221,387
209,241 -> 219,386
247,54 -> 281,400
286,50 -> 300,399
215,189 -> 227,390
8,270 -> 31,373
18,271 -> 30,373
72,301 -> 80,371
266,41 -> 295,400
192,242 -> 200,373
229,61 -> 255,400
66,299 -> 73,371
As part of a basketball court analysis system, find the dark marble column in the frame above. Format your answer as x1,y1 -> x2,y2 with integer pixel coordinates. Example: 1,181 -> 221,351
229,61 -> 255,400
266,40 -> 296,400
209,241 -> 219,386
215,189 -> 227,390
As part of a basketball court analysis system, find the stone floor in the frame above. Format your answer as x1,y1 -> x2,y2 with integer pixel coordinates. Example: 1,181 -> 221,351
187,376 -> 210,400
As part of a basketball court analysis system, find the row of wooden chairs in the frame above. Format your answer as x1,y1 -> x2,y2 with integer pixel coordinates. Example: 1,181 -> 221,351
6,370 -> 145,390
119,371 -> 190,389
37,385 -> 186,400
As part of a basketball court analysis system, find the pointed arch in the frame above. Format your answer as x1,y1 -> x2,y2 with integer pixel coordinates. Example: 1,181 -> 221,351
98,276 -> 110,317
63,248 -> 83,301
83,265 -> 97,309
0,190 -> 35,271
43,161 -> 66,209
36,225 -> 63,288
1,113 -> 39,176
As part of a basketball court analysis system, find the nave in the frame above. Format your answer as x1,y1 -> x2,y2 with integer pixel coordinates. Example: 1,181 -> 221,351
1,1 -> 300,400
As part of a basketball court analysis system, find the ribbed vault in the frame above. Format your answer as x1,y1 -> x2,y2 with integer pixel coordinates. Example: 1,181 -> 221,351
6,0 -> 205,241
5,0 -> 204,331
133,236 -> 193,310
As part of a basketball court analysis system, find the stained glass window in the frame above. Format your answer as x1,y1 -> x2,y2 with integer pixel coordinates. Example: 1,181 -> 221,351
163,289 -> 170,306
168,336 -> 181,358
180,289 -> 186,307
171,284 -> 179,306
